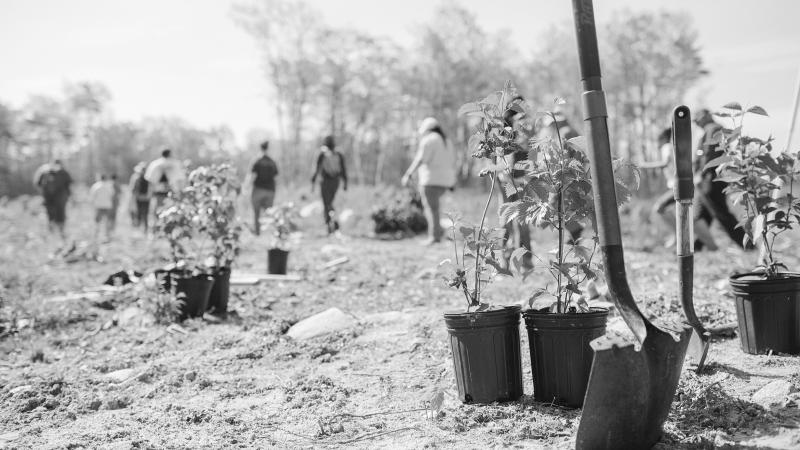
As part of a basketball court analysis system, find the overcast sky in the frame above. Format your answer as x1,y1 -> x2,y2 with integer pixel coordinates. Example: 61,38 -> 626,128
1,0 -> 799,148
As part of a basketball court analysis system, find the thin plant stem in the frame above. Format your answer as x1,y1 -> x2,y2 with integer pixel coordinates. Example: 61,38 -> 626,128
551,112 -> 567,313
474,171 -> 497,308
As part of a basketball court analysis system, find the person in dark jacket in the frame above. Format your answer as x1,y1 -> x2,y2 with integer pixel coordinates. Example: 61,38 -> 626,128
250,140 -> 279,235
33,159 -> 72,239
128,162 -> 150,232
694,109 -> 752,249
311,135 -> 347,234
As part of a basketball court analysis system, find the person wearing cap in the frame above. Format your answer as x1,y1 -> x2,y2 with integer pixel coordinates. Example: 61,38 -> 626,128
537,112 -> 585,243
250,140 -> 279,235
693,108 -> 752,249
401,117 -> 457,245
311,135 -> 348,234
144,148 -> 185,219
498,103 -> 533,265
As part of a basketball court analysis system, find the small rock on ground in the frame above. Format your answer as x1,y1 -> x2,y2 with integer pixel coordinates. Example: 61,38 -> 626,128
752,380 -> 793,408
286,307 -> 356,340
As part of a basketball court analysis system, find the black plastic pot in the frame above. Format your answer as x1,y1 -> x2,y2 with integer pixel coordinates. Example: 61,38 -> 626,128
155,269 -> 214,321
443,305 -> 523,404
207,267 -> 231,314
267,248 -> 289,275
523,308 -> 608,407
730,272 -> 800,355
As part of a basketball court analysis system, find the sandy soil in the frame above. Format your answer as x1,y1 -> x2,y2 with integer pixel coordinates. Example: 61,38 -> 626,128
2,192 -> 800,449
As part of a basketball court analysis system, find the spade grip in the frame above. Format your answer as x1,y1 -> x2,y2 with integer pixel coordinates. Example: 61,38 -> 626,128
672,106 -> 694,201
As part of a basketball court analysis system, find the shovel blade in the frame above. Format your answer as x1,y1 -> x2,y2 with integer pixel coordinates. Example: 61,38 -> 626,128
576,325 -> 691,450
687,329 -> 710,371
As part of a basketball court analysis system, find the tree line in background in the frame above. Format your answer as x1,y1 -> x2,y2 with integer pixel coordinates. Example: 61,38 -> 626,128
0,0 -> 705,198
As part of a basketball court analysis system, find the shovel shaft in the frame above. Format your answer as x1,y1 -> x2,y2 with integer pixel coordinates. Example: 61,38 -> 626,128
572,0 -> 646,343
573,2 -> 693,449
672,106 -> 694,201
673,106 -> 709,371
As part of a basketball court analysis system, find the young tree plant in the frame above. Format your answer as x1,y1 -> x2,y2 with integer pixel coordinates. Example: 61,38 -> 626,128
262,202 -> 300,251
464,83 -> 638,314
704,103 -> 800,278
188,164 -> 243,269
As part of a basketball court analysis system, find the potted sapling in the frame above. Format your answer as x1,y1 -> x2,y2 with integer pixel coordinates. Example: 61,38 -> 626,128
436,87 -> 535,404
262,202 -> 299,275
189,164 -> 243,315
705,103 -> 800,354
154,190 -> 214,321
468,87 -> 636,407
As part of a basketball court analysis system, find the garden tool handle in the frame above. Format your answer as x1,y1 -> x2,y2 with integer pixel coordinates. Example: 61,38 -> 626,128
672,106 -> 694,202
672,106 -> 706,333
572,0 -> 647,344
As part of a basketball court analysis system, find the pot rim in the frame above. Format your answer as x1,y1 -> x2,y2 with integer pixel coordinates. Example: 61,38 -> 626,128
522,306 -> 609,318
729,271 -> 800,285
443,304 -> 521,319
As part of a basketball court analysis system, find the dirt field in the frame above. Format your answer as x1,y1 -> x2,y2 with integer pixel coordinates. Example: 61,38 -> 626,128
2,188 -> 800,449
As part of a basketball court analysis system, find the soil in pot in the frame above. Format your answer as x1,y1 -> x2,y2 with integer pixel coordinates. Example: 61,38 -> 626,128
443,305 -> 523,404
207,267 -> 231,315
524,307 -> 608,407
267,248 -> 289,275
155,269 -> 214,321
730,272 -> 800,355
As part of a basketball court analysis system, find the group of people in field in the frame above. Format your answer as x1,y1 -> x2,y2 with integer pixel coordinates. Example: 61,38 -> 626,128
32,108 -> 748,254
31,135 -> 350,243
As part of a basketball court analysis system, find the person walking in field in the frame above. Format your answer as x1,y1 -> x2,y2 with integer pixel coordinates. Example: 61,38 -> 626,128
144,149 -> 185,221
497,102 -> 533,266
109,173 -> 121,234
537,112 -> 585,243
693,109 -> 752,250
401,117 -> 457,245
89,174 -> 116,243
311,135 -> 348,234
639,127 -> 718,250
33,159 -> 73,240
250,140 -> 278,235
128,162 -> 150,232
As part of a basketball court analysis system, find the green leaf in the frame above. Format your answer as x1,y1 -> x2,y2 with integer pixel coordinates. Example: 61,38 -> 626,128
722,102 -> 742,111
746,105 -> 769,116
485,257 -> 513,276
565,136 -> 587,154
459,226 -> 474,240
703,155 -> 732,172
458,102 -> 482,117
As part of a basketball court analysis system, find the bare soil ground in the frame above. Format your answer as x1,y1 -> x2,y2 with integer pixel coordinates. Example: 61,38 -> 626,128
2,189 -> 800,449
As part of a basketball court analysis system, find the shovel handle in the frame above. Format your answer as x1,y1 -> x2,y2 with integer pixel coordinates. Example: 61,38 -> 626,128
572,0 -> 647,345
672,106 -> 693,201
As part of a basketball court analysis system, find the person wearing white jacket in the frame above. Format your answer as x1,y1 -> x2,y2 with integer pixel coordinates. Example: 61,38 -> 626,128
401,117 -> 457,245
144,148 -> 186,217
89,174 -> 115,242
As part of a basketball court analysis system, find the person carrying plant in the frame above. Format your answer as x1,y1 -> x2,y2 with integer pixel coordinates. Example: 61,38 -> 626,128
250,140 -> 278,236
693,109 -> 753,250
128,162 -> 150,233
144,148 -> 185,221
537,112 -> 585,243
496,103 -> 532,267
401,118 -> 457,245
33,159 -> 72,240
639,126 -> 718,250
89,174 -> 116,242
311,135 -> 348,234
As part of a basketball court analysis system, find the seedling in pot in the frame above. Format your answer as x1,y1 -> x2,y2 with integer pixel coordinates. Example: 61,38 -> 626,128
262,202 -> 300,251
483,92 -> 639,313
705,103 -> 800,278
705,102 -> 800,355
